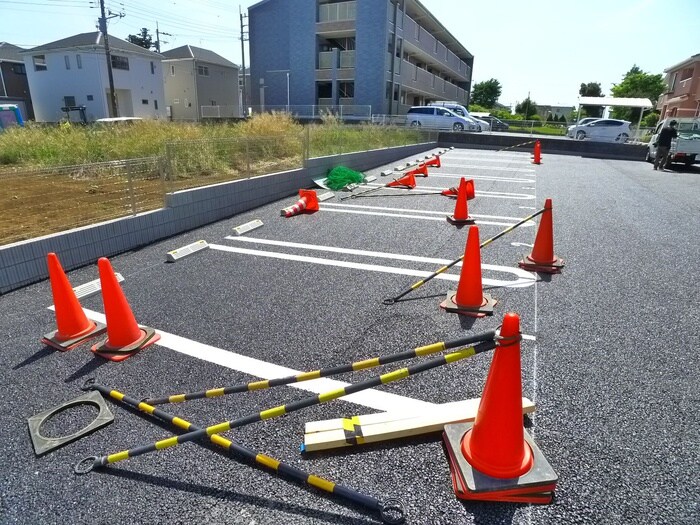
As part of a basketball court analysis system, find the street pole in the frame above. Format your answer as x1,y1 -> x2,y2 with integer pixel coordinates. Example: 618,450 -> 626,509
286,71 -> 290,111
99,0 -> 119,117
239,6 -> 248,116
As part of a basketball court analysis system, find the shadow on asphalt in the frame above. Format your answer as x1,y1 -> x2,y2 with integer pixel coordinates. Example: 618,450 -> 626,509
13,346 -> 55,370
64,357 -> 109,383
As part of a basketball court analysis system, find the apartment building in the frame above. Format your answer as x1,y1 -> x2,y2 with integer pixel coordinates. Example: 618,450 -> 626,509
657,53 -> 700,119
0,42 -> 34,120
248,0 -> 473,115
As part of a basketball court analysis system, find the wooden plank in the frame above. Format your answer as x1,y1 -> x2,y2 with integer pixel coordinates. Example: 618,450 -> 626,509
302,397 -> 535,452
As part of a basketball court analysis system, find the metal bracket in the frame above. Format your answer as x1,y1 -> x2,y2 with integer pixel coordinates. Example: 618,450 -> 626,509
28,390 -> 114,456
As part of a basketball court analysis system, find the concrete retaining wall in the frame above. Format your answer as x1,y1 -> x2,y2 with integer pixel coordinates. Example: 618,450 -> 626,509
0,142 -> 435,295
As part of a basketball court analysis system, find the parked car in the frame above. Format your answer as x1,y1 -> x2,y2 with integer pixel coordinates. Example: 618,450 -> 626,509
567,118 -> 631,142
428,101 -> 490,131
405,106 -> 478,132
646,117 -> 700,167
477,115 -> 510,131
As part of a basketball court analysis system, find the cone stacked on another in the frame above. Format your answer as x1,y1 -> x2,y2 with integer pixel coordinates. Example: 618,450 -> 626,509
446,177 -> 475,225
518,198 -> 564,273
41,253 -> 106,351
91,258 -> 160,362
440,225 -> 496,318
443,312 -> 558,503
281,189 -> 320,218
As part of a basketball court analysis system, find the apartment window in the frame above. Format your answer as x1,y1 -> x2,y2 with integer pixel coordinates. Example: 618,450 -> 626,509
150,61 -> 156,74
197,65 -> 209,76
33,55 -> 47,71
64,96 -> 76,107
170,65 -> 175,76
142,99 -> 149,105
339,82 -> 354,98
87,95 -> 94,101
77,54 -> 82,69
64,56 -> 71,69
111,55 -> 129,71
11,63 -> 26,75
154,100 -> 158,110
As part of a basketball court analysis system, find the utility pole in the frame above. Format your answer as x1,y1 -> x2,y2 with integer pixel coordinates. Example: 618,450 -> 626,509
155,22 -> 172,54
239,5 -> 248,116
98,0 -> 123,118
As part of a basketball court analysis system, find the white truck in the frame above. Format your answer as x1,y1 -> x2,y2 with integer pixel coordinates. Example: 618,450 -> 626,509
646,117 -> 700,167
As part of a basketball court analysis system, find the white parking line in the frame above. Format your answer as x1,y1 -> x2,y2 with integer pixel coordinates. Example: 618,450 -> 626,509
426,173 -> 535,183
362,183 -> 536,200
440,164 -> 536,173
436,157 -> 531,164
210,242 -> 537,289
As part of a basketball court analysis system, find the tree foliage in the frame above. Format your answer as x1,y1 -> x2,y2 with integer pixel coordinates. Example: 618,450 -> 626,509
515,97 -> 537,119
579,81 -> 604,118
127,28 -> 155,50
471,79 -> 502,108
610,65 -> 666,122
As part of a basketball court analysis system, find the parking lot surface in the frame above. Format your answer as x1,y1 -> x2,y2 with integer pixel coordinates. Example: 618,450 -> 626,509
1,147 -> 698,524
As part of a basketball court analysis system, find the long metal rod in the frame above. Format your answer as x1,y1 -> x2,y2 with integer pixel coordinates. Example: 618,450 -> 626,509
76,381 -> 406,524
145,330 -> 497,405
382,208 -> 546,305
349,191 -> 445,199
78,340 -> 496,470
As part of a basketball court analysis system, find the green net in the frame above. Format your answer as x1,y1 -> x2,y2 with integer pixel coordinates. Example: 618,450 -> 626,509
325,166 -> 365,191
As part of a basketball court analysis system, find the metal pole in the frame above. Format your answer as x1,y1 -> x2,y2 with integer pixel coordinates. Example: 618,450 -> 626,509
286,71 -> 290,111
240,6 -> 247,117
99,0 -> 119,118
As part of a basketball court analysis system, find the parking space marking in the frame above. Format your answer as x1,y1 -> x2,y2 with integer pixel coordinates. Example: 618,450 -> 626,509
425,173 -> 535,183
210,243 -> 537,289
440,164 -> 536,173
362,184 -> 536,200
443,152 -> 529,160
436,157 -> 532,165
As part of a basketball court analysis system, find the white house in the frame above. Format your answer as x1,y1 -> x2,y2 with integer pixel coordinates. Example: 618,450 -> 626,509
22,32 -> 165,122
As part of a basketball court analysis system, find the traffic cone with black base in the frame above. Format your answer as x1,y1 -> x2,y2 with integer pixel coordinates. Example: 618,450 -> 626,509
440,226 -> 496,317
41,253 -> 106,351
91,258 -> 160,362
387,172 -> 416,188
518,198 -> 564,273
443,312 -> 558,503
447,177 -> 475,225
281,189 -> 319,218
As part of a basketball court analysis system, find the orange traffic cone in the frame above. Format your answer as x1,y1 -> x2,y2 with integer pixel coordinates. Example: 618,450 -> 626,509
41,253 -> 106,351
443,312 -> 558,503
440,225 -> 496,317
446,178 -> 475,225
387,172 -> 416,188
532,140 -> 542,165
441,179 -> 475,200
425,155 -> 441,168
406,164 -> 428,178
91,258 -> 160,362
518,198 -> 564,273
281,189 -> 320,218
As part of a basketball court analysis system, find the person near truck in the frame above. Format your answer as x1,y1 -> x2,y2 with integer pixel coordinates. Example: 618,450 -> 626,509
653,120 -> 678,171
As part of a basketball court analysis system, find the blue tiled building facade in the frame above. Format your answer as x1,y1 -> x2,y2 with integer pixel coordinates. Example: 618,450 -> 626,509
248,0 -> 473,115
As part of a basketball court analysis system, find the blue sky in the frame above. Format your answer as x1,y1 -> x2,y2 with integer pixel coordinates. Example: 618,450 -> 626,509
2,0 -> 698,107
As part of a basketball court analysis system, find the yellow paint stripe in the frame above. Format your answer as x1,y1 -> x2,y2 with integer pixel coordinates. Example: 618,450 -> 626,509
210,434 -> 232,448
171,417 -> 191,430
351,415 -> 361,425
342,418 -> 354,432
256,454 -> 280,470
307,475 -> 335,493
445,347 -> 476,363
107,451 -> 129,463
137,402 -> 155,415
155,436 -> 179,450
352,357 -> 380,371
205,388 -> 225,398
380,368 -> 409,384
207,422 -> 231,435
318,388 -> 346,403
296,371 -> 321,382
110,390 -> 125,401
415,342 -> 445,357
260,406 -> 286,420
248,380 -> 270,391
169,394 -> 186,403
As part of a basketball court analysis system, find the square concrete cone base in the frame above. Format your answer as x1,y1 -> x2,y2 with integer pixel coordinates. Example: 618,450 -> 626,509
440,291 -> 497,318
446,215 -> 476,225
91,326 -> 160,362
443,422 -> 557,504
42,321 -> 107,352
518,255 -> 565,274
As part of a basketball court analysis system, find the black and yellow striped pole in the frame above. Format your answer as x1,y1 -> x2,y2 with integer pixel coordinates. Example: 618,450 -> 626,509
75,380 -> 406,525
382,208 -> 546,305
497,139 -> 536,152
145,330 -> 497,406
76,340 -> 496,471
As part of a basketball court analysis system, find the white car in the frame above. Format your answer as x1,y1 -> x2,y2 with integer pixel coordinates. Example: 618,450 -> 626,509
406,106 -> 478,132
567,118 -> 631,142
428,102 -> 490,131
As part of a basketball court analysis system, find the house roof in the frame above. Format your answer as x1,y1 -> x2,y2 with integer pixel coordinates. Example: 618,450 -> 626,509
0,42 -> 25,62
664,53 -> 700,73
22,32 -> 162,58
161,45 -> 237,68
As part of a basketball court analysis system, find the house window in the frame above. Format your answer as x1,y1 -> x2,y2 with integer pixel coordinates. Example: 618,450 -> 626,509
111,55 -> 129,70
154,100 -> 158,110
11,63 -> 26,75
64,56 -> 70,69
33,55 -> 47,71
197,65 -> 209,76
87,95 -> 94,101
170,65 -> 175,76
64,96 -> 76,107
142,99 -> 149,105
150,61 -> 155,74
77,54 -> 82,69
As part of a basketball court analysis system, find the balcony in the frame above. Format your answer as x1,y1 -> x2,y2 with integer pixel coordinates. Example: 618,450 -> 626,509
318,1 -> 356,22
318,50 -> 355,70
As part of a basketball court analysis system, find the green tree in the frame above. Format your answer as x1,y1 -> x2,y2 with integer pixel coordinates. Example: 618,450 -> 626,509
471,79 -> 502,108
641,111 -> 660,128
579,81 -> 604,118
610,65 -> 666,123
515,97 -> 537,119
127,28 -> 155,50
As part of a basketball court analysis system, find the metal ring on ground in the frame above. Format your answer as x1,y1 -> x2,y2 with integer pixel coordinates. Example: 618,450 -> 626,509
382,298 -> 396,305
380,498 -> 407,524
74,456 -> 98,475
81,377 -> 97,391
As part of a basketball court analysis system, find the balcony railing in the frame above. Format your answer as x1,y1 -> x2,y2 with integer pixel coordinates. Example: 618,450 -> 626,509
319,50 -> 355,69
318,1 -> 356,22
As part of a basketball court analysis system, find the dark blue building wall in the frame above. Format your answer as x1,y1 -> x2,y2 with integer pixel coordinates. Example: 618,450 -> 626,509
355,0 -> 390,115
249,0 -> 316,107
